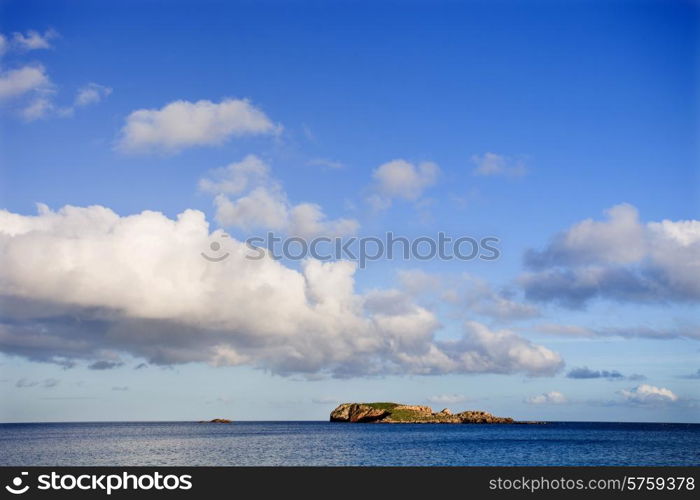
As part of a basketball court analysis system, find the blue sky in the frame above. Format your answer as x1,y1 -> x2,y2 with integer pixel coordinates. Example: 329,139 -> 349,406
0,0 -> 698,423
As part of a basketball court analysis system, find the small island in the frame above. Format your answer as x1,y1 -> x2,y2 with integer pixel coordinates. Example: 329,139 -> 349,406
330,402 -> 532,424
200,418 -> 233,424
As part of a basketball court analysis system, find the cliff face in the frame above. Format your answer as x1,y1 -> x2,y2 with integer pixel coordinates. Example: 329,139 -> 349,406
330,402 -> 515,424
330,403 -> 390,422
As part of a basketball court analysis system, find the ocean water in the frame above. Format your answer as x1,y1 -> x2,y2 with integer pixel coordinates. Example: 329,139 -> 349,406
0,421 -> 698,466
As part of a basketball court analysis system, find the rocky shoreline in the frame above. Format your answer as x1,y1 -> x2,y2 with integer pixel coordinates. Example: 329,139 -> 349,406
330,402 -> 539,424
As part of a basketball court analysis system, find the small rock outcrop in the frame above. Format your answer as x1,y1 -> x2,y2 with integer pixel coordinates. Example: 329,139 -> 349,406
201,418 -> 233,423
330,402 -> 521,424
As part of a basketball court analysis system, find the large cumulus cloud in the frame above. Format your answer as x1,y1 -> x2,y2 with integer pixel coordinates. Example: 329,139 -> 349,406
0,204 -> 563,377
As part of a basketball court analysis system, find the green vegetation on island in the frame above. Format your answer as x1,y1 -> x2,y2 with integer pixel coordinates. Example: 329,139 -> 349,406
330,402 -> 527,424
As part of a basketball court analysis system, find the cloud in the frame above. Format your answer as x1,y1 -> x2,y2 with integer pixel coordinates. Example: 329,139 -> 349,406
111,386 -> 129,391
618,384 -> 678,404
399,270 -> 538,321
16,378 -> 59,388
369,159 -> 440,209
43,378 -> 60,388
426,394 -> 468,405
0,65 -> 50,100
88,360 -> 124,370
433,321 -> 563,376
20,95 -> 55,121
534,323 -> 700,341
397,269 -> 442,295
12,29 -> 58,51
449,274 -> 539,320
0,31 -> 107,120
198,154 -> 271,195
201,155 -> 359,238
74,83 -> 112,107
525,391 -> 567,404
521,204 -> 700,306
471,152 -> 527,177
566,366 -> 624,380
117,98 -> 281,153
0,204 -> 563,378
15,378 -> 38,388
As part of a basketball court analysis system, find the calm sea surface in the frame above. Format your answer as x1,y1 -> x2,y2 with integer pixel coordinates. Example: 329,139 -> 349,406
0,421 -> 698,466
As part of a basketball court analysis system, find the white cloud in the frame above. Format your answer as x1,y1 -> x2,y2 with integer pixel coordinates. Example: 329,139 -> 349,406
426,394 -> 468,405
201,155 -> 359,238
521,204 -> 700,306
525,391 -> 567,404
369,159 -> 440,209
441,321 -> 563,376
12,29 -> 58,51
20,95 -> 55,121
213,188 -> 289,231
0,31 -> 107,120
619,384 -> 678,404
0,65 -> 50,100
198,154 -> 271,195
0,204 -> 563,378
117,98 -> 281,153
19,94 -> 76,122
74,82 -> 112,107
472,152 -> 527,177
288,203 -> 360,239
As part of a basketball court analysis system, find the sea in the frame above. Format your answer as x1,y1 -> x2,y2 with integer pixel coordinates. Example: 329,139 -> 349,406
0,421 -> 698,466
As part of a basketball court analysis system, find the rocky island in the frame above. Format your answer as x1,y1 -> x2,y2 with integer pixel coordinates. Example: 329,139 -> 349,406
330,402 -> 524,424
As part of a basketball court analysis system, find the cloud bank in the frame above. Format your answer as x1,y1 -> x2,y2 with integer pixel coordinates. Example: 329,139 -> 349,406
0,204 -> 563,378
521,204 -> 700,307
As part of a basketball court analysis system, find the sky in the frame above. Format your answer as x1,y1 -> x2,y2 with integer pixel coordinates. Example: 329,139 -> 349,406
0,0 -> 698,423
